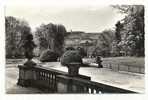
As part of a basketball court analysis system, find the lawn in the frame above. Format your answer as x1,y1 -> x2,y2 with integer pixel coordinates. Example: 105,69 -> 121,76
83,56 -> 144,68
102,57 -> 144,68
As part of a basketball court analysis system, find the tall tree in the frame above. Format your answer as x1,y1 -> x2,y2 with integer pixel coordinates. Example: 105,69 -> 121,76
115,21 -> 123,43
35,23 -> 66,56
5,16 -> 31,58
95,30 -> 115,57
112,5 -> 144,56
111,21 -> 123,56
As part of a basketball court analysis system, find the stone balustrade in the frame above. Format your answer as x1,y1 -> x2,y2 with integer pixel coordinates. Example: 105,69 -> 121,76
17,63 -> 137,93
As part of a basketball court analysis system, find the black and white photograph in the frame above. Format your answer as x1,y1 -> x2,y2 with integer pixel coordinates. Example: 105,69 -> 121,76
3,0 -> 145,95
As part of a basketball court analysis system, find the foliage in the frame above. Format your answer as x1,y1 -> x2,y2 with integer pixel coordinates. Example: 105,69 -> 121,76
110,21 -> 123,56
61,50 -> 82,66
35,23 -> 66,56
65,47 -> 75,51
115,21 -> 123,42
113,5 -> 144,56
5,16 -> 31,58
94,30 -> 115,57
39,49 -> 59,62
112,5 -> 133,14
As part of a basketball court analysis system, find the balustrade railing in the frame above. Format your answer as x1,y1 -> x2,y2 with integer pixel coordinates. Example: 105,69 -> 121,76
32,66 -> 59,92
69,77 -> 136,93
17,64 -> 137,93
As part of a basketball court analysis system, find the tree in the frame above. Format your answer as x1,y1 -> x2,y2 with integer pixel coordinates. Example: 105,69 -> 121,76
95,30 -> 115,57
35,23 -> 66,56
5,16 -> 31,58
113,5 -> 144,56
115,21 -> 123,43
111,21 -> 123,56
54,24 -> 67,55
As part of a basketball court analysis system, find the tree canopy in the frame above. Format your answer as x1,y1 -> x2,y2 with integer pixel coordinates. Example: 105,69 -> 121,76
112,5 -> 144,56
94,29 -> 115,57
35,23 -> 66,56
5,16 -> 31,58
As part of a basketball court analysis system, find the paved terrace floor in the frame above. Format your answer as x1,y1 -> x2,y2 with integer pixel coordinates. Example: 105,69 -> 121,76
6,59 -> 145,94
6,64 -> 43,94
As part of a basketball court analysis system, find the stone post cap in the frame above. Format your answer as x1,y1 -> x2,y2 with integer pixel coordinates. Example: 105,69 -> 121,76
18,60 -> 36,69
67,62 -> 81,66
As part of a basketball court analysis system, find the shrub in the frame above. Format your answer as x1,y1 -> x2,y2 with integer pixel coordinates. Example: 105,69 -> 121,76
39,49 -> 59,62
65,47 -> 75,51
6,53 -> 25,59
61,50 -> 82,66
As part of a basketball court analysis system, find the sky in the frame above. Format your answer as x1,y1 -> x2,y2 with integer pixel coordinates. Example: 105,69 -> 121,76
5,0 -> 126,33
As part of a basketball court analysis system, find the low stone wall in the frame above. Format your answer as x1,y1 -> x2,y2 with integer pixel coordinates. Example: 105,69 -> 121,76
17,64 -> 137,93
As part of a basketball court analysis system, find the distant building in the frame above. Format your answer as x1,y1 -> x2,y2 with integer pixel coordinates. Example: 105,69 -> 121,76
64,31 -> 101,57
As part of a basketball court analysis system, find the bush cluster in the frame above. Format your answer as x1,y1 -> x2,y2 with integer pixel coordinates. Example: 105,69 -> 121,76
60,50 -> 82,66
39,49 -> 59,62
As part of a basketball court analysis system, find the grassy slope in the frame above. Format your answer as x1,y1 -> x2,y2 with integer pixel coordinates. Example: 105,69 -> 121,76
102,57 -> 144,68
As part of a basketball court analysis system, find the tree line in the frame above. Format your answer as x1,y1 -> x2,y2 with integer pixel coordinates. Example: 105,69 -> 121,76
5,16 -> 66,58
6,16 -> 31,58
5,5 -> 144,58
93,5 -> 144,57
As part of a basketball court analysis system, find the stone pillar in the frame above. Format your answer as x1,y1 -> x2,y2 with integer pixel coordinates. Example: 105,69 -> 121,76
56,74 -> 91,93
17,61 -> 36,87
67,63 -> 81,76
56,63 -> 91,93
56,75 -> 73,93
